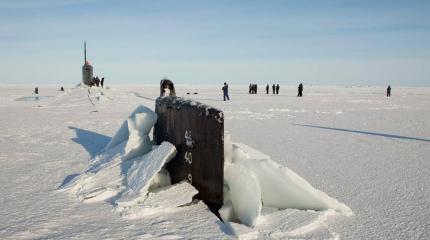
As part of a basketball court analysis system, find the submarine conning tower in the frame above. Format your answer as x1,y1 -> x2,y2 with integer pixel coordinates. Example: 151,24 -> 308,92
154,81 -> 224,212
82,41 -> 93,86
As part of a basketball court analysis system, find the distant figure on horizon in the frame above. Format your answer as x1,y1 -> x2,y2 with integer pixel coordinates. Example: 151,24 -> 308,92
266,84 -> 269,94
101,77 -> 104,88
387,85 -> 391,97
95,76 -> 100,87
249,84 -> 258,94
222,82 -> 230,101
34,87 -> 39,94
272,84 -> 275,94
60,86 -> 64,91
297,83 -> 303,97
276,84 -> 280,95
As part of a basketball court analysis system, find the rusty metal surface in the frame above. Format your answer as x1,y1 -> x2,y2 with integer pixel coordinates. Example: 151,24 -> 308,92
154,97 -> 224,208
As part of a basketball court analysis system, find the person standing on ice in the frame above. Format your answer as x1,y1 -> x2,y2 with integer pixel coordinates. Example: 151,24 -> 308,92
276,84 -> 280,94
222,82 -> 230,101
101,77 -> 104,88
387,85 -> 391,97
297,83 -> 303,97
272,84 -> 275,94
95,76 -> 100,87
266,84 -> 269,94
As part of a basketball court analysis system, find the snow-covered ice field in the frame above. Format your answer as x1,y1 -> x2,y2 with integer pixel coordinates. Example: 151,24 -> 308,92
0,84 -> 429,239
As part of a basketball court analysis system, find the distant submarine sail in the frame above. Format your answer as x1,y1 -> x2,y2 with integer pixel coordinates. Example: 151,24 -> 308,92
82,41 -> 93,86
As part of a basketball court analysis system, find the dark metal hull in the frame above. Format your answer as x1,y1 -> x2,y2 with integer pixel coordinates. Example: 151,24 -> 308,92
154,97 -> 224,210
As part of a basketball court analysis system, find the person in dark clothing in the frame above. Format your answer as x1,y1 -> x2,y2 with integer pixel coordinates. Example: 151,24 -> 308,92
60,87 -> 64,91
276,84 -> 280,94
101,77 -> 104,88
266,84 -> 269,94
387,85 -> 391,97
249,84 -> 258,94
160,78 -> 176,97
272,84 -> 275,94
95,76 -> 100,87
297,83 -> 303,97
34,87 -> 39,94
222,82 -> 230,101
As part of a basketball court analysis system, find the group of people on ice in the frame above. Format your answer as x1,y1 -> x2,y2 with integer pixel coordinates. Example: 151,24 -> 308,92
221,82 -> 393,101
265,84 -> 281,95
90,76 -> 105,87
249,84 -> 258,94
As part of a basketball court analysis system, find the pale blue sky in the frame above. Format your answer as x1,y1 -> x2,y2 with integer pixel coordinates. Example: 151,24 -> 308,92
0,0 -> 429,86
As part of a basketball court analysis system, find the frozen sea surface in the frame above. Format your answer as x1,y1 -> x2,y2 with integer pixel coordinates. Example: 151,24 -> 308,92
0,85 -> 429,239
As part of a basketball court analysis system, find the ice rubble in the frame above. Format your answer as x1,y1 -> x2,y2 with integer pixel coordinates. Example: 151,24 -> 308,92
64,105 -> 183,210
222,132 -> 352,226
120,181 -> 199,219
65,104 -> 350,227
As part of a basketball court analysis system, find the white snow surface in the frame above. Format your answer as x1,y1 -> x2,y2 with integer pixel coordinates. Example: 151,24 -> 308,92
0,85 -> 429,239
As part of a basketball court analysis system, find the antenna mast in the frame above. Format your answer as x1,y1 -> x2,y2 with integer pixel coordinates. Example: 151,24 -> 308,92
84,41 -> 87,64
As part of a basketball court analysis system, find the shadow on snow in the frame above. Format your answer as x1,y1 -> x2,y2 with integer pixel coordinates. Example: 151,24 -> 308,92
58,173 -> 80,188
59,127 -> 112,189
68,126 -> 112,158
295,124 -> 430,143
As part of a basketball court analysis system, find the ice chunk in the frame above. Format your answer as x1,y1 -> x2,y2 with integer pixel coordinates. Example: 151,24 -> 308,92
220,181 -> 237,222
117,141 -> 177,205
148,169 -> 171,191
224,163 -> 262,227
232,142 -> 270,161
232,143 -> 351,214
231,143 -> 250,164
86,141 -> 126,174
105,105 -> 157,150
68,142 -> 176,205
128,112 -> 158,135
224,132 -> 233,163
219,201 -> 238,223
223,182 -> 231,204
120,181 -> 198,219
73,158 -> 125,203
124,133 -> 154,161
